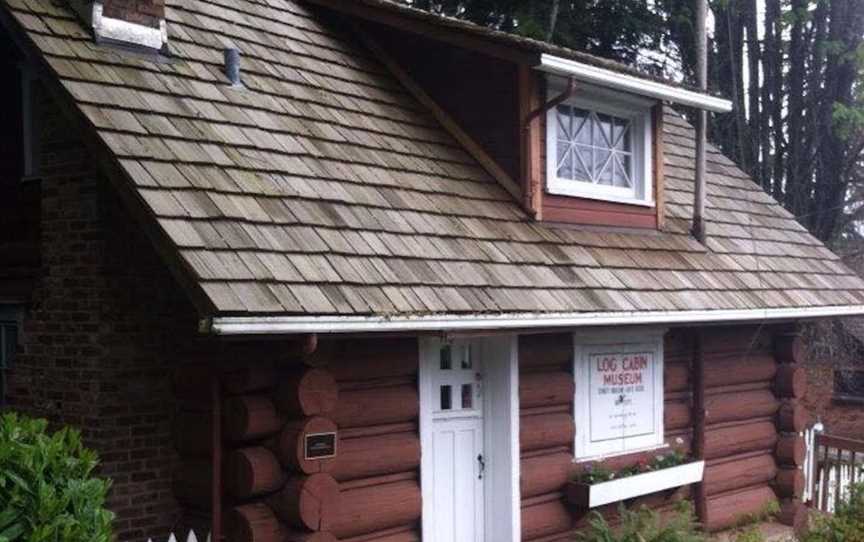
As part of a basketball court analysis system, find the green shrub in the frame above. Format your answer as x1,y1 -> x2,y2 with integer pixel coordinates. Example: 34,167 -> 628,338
0,413 -> 113,542
575,502 -> 706,542
801,482 -> 864,542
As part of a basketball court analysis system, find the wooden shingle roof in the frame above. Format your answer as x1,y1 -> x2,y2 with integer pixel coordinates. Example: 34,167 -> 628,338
5,0 -> 864,322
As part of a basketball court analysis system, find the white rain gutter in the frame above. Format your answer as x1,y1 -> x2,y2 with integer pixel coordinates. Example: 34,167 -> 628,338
537,54 -> 733,113
203,305 -> 864,335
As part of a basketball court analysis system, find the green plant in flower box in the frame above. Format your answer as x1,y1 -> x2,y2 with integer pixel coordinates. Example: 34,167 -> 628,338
576,451 -> 689,485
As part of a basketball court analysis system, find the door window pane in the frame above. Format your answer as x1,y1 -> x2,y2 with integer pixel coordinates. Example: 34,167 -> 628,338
461,383 -> 473,409
440,385 -> 452,410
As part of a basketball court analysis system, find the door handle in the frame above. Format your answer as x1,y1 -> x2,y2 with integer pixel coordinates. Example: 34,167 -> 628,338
477,454 -> 485,480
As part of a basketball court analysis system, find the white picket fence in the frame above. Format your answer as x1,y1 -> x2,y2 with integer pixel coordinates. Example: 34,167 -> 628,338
802,422 -> 822,504
803,423 -> 864,513
147,531 -> 210,542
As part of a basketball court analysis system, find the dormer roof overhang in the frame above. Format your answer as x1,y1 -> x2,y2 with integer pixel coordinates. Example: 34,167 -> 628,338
539,54 -> 733,113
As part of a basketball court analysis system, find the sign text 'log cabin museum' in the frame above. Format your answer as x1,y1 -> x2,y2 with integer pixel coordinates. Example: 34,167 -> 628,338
0,0 -> 861,541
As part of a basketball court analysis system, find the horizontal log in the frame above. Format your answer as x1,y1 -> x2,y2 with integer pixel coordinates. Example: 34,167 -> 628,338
332,432 -> 420,482
777,401 -> 809,433
775,435 -> 806,467
774,334 -> 805,365
665,363 -> 689,392
174,410 -> 212,455
521,498 -> 572,541
274,416 -> 338,474
521,413 -> 575,452
521,452 -> 572,498
275,367 -> 339,416
269,473 -> 340,531
223,364 -> 279,395
519,334 -> 572,370
704,454 -> 777,496
522,404 -> 570,417
339,472 -> 417,491
224,396 -> 283,442
520,372 -> 574,409
705,389 -> 780,425
324,338 -> 418,382
666,327 -> 772,360
775,364 -> 806,399
334,386 -> 419,428
774,467 -> 805,499
705,485 -> 778,532
225,447 -> 285,500
340,422 -> 417,439
665,400 -> 691,431
332,480 -> 422,539
339,376 -> 415,391
340,525 -> 420,542
226,503 -> 290,542
705,354 -> 777,388
705,421 -> 778,460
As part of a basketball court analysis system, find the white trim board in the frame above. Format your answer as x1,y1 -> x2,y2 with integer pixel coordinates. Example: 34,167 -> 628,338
538,54 -> 733,113
204,304 -> 864,335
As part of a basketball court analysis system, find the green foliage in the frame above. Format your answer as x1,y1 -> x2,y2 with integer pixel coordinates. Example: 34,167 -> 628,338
801,483 -> 864,542
577,452 -> 689,485
575,502 -> 705,542
0,414 -> 113,542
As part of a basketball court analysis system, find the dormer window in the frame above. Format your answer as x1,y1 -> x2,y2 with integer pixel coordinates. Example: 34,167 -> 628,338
546,87 -> 654,207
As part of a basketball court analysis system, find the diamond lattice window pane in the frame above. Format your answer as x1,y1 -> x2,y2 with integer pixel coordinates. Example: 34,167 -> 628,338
557,142 -> 573,179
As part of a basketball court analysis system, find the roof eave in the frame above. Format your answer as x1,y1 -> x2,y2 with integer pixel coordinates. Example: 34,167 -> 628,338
203,305 -> 864,335
538,54 -> 733,113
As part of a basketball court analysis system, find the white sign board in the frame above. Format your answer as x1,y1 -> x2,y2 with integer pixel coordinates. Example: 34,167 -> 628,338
588,351 -> 656,443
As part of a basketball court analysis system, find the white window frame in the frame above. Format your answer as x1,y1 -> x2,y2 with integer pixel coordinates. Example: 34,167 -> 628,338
546,82 -> 654,207
572,329 -> 666,461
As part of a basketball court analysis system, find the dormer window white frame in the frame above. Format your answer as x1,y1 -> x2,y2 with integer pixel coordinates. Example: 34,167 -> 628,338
545,82 -> 654,207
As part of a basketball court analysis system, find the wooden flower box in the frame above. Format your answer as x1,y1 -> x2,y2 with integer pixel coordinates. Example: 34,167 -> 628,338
566,460 -> 705,509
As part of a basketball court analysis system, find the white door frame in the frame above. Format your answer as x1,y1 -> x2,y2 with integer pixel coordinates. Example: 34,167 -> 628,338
419,335 -> 521,542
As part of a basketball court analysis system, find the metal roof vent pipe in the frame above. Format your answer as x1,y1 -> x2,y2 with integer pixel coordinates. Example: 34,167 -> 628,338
690,0 -> 708,245
224,47 -> 242,87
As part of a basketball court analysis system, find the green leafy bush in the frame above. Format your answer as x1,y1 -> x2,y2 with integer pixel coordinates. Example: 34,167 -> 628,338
801,482 -> 864,542
0,413 -> 113,542
575,502 -> 705,542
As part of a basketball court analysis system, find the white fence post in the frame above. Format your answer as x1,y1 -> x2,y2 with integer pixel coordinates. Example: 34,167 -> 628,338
802,421 -> 823,504
146,530 -> 211,542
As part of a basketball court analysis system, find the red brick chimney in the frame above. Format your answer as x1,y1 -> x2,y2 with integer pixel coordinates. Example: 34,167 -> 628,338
68,0 -> 166,51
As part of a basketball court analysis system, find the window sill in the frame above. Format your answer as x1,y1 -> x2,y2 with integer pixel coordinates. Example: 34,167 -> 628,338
832,395 -> 864,406
546,185 -> 655,208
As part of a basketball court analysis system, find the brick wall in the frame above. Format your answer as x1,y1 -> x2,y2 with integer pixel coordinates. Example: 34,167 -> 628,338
102,0 -> 164,29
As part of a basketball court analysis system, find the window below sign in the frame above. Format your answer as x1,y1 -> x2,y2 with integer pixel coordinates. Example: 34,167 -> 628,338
572,331 -> 665,460
546,84 -> 654,207
834,369 -> 864,404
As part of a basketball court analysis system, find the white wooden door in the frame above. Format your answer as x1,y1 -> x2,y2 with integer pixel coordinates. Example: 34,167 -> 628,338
429,341 -> 485,542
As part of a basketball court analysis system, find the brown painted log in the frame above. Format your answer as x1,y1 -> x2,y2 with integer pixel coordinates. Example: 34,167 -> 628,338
332,480 -> 422,538
333,386 -> 419,428
521,452 -> 572,498
223,364 -> 278,395
704,421 -> 778,460
269,473 -> 340,531
225,447 -> 286,499
521,498 -> 572,541
521,413 -> 575,452
775,365 -> 806,399
704,485 -> 778,532
276,368 -> 339,416
520,372 -> 574,408
519,334 -> 571,370
340,525 -> 420,542
704,454 -> 777,495
325,338 -> 418,381
774,467 -> 805,498
665,400 -> 691,430
777,401 -> 809,433
340,422 -> 417,439
705,354 -> 777,388
778,499 -> 808,531
274,416 -> 338,474
666,327 -> 772,359
775,435 -> 806,467
340,472 -> 417,491
331,432 -> 420,482
774,334 -> 805,365
174,410 -> 212,455
705,390 -> 780,424
226,503 -> 290,542
224,395 -> 283,442
665,363 -> 689,392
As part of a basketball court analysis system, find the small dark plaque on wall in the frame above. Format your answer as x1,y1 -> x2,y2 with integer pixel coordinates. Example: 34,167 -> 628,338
305,432 -> 337,460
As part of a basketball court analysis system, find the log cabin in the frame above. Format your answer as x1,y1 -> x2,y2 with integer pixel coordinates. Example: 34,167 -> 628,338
0,0 -> 861,541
